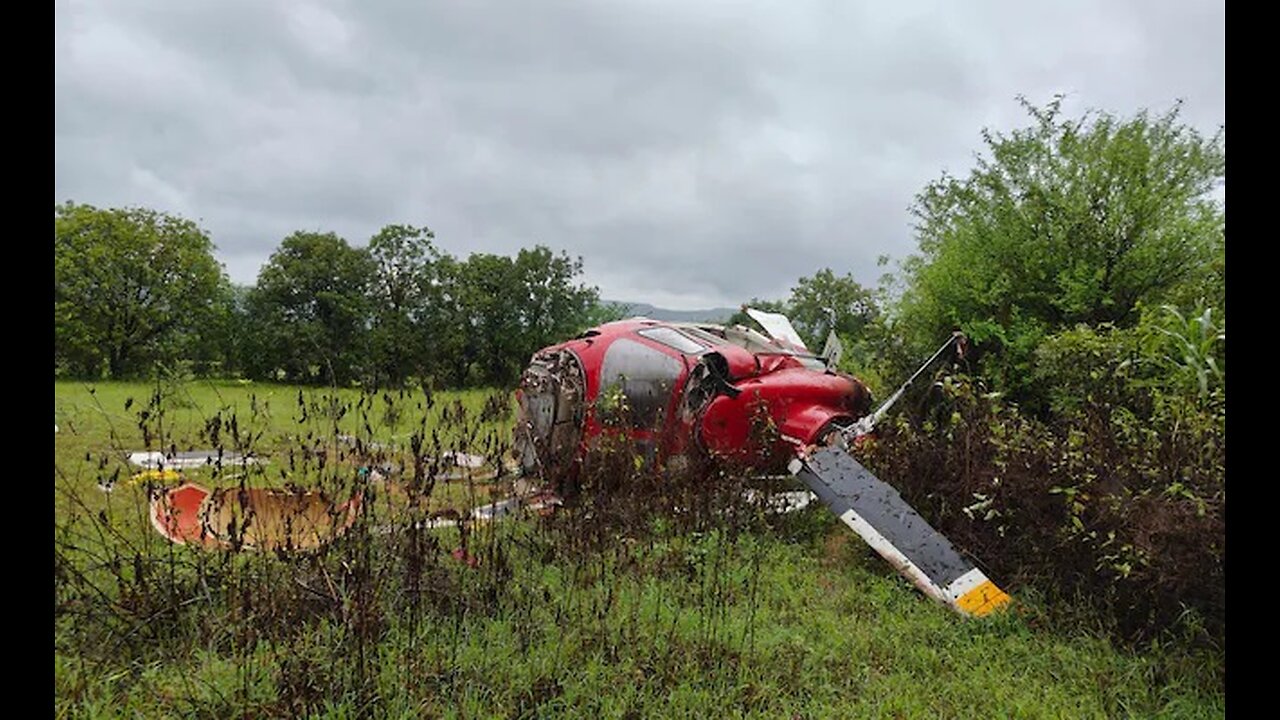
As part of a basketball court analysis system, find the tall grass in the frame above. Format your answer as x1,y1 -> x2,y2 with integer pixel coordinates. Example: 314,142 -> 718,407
54,380 -> 1224,718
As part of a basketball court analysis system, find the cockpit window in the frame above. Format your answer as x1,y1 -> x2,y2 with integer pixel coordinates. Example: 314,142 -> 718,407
637,327 -> 706,355
690,324 -> 782,355
599,338 -> 685,428
674,325 -> 727,348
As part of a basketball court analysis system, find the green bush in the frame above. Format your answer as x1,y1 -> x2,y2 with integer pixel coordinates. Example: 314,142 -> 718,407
861,368 -> 1224,647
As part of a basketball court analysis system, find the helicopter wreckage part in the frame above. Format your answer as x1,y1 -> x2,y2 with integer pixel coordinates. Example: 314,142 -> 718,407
150,482 -> 361,551
129,450 -> 263,470
844,331 -> 968,441
789,446 -> 1011,618
515,347 -> 587,481
149,483 -> 210,546
742,488 -> 816,513
745,307 -> 810,352
412,491 -> 563,530
421,451 -> 504,482
130,468 -> 185,485
337,435 -> 500,479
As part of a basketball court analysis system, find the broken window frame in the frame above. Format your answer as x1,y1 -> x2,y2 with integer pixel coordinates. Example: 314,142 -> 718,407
636,326 -> 708,355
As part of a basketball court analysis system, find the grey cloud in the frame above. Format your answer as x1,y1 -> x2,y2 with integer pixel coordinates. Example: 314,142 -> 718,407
55,0 -> 1223,309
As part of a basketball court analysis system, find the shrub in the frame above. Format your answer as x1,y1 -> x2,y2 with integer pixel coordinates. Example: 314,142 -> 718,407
861,372 -> 1224,646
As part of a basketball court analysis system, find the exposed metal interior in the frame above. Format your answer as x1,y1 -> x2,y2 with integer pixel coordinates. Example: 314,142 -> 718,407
677,322 -> 828,370
515,348 -> 586,481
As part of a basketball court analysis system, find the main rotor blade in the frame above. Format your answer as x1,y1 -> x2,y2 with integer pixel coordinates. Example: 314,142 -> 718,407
789,446 -> 1010,617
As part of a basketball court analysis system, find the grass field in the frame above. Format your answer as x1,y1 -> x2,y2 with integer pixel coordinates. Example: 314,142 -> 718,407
54,380 -> 1225,718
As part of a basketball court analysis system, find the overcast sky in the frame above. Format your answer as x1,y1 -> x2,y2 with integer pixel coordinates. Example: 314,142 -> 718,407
55,1 -> 1224,309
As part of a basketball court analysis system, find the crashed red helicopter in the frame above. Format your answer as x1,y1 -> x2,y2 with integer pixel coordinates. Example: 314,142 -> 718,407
144,307 -> 1009,618
511,308 -> 1010,618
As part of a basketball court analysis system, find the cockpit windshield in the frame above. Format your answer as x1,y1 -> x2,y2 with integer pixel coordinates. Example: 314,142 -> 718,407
677,323 -> 784,354
676,322 -> 829,370
637,326 -> 707,354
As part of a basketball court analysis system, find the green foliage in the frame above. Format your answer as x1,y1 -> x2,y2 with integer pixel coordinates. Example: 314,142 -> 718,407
54,202 -> 228,378
895,97 -> 1225,408
862,373 -> 1224,648
1032,300 -> 1225,419
54,380 -> 1223,717
787,268 -> 879,350
232,229 -> 598,388
56,203 -> 603,389
365,224 -> 455,387
1032,323 -> 1147,419
454,246 -> 600,387
242,231 -> 375,385
165,280 -> 250,379
1141,302 -> 1225,403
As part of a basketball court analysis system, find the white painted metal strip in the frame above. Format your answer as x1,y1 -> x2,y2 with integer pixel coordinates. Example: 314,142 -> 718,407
836,508 -> 951,607
943,567 -> 989,602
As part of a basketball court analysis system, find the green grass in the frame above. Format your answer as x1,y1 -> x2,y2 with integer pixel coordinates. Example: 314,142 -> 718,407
54,380 -> 1225,718
55,378 -> 511,522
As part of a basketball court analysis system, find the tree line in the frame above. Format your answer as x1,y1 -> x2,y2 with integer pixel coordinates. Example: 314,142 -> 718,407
56,97 -> 1224,409
55,211 -> 613,388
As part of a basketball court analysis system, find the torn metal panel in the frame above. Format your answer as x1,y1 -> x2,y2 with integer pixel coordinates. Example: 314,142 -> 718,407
404,490 -> 563,530
129,450 -> 263,469
516,347 -> 586,480
442,451 -> 487,469
821,331 -> 843,367
429,452 -> 502,482
745,307 -> 809,352
149,482 -> 360,551
789,447 -> 1010,617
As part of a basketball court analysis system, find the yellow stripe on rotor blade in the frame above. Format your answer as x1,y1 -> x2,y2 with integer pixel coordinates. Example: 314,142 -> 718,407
953,580 -> 1012,617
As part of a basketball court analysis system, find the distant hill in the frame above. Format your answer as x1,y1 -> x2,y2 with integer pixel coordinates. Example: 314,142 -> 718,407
606,301 -> 738,324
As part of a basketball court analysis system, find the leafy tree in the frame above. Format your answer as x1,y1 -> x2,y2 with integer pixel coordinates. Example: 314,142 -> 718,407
449,253 -> 512,386
182,279 -> 243,377
365,224 -> 456,386
786,268 -> 879,350
512,246 -> 599,353
896,97 -> 1225,405
243,231 -> 374,385
54,202 -> 227,378
454,247 -> 599,386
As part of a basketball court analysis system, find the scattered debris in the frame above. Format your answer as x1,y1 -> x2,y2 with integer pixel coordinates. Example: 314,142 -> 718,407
132,469 -> 184,484
134,309 -> 1011,618
743,488 -> 816,513
150,481 -> 360,551
128,450 -> 263,470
